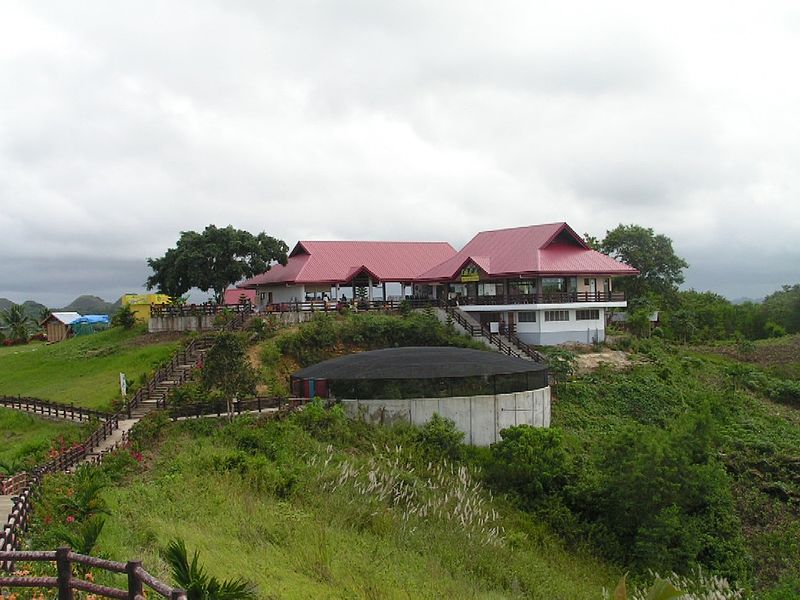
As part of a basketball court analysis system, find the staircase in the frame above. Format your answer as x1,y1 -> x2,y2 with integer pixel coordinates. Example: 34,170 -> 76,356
128,336 -> 215,418
436,306 -> 545,362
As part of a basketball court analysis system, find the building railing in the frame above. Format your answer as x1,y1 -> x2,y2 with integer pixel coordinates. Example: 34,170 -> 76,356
149,303 -> 252,318
450,291 -> 626,306
262,298 -> 438,314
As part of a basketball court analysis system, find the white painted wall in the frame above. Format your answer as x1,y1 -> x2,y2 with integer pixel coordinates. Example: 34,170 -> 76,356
257,284 -> 306,307
342,387 -> 551,447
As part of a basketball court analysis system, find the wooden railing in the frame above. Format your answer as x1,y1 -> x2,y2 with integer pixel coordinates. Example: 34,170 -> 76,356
1,417 -> 121,557
443,305 -> 546,363
262,298 -> 438,314
0,472 -> 29,497
168,397 -> 308,420
0,484 -> 35,569
0,396 -> 112,423
448,291 -> 626,306
0,547 -> 186,600
150,303 -> 251,318
127,336 -> 214,415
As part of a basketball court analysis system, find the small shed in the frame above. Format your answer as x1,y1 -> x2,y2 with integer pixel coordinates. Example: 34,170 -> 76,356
41,312 -> 81,343
120,293 -> 172,323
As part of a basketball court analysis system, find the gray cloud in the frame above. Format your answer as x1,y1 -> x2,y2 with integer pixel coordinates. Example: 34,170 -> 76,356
0,0 -> 799,306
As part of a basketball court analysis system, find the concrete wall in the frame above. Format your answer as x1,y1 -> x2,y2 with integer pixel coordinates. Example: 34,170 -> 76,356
342,387 -> 551,447
148,314 -> 216,333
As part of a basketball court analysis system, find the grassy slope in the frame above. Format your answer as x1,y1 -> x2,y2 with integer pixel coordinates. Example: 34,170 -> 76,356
92,419 -> 618,599
0,408 -> 86,469
0,326 -> 179,410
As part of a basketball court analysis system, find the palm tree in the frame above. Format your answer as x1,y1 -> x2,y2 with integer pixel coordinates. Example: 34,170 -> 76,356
163,538 -> 257,600
1,304 -> 31,342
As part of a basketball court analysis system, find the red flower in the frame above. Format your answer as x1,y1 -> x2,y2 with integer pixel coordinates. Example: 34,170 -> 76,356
66,516 -> 75,524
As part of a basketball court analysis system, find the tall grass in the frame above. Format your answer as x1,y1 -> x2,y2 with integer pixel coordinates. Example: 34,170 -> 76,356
87,417 -> 618,599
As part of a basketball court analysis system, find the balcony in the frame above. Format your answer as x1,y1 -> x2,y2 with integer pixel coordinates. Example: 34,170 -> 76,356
452,291 -> 626,306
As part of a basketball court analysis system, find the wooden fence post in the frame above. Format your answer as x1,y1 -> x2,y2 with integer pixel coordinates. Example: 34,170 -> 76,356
126,560 -> 144,600
56,546 -> 74,600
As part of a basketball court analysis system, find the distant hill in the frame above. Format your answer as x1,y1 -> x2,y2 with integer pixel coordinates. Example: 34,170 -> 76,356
58,295 -> 120,316
0,295 -> 120,326
0,297 -> 48,323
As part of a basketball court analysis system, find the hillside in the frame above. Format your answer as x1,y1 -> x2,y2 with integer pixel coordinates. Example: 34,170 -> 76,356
58,294 -> 120,315
0,408 -> 88,472
29,412 -> 619,599
0,326 -> 180,410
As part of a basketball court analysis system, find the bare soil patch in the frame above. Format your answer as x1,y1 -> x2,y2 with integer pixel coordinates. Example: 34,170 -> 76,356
574,350 -> 633,375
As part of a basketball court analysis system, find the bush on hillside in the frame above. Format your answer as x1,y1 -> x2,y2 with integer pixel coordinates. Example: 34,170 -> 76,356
571,407 -> 750,583
275,312 -> 484,367
413,414 -> 464,462
484,426 -> 570,508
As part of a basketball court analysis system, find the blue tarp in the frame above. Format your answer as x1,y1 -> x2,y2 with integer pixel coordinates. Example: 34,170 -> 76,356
71,314 -> 110,325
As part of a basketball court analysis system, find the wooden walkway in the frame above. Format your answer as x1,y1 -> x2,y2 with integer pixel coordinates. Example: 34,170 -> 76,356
0,496 -> 12,519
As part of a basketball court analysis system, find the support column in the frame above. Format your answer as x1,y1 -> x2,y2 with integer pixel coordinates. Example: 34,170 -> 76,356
368,278 -> 373,301
382,282 -> 387,301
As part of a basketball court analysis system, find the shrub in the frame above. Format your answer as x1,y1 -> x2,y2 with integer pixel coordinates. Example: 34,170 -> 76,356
484,426 -> 569,507
112,304 -> 137,329
414,414 -> 464,462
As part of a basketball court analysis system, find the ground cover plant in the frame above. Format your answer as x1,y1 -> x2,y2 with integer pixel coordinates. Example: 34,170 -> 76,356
0,408 -> 88,474
0,325 -> 180,410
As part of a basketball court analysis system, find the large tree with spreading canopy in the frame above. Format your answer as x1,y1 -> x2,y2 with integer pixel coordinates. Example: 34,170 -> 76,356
599,224 -> 688,302
146,225 -> 288,303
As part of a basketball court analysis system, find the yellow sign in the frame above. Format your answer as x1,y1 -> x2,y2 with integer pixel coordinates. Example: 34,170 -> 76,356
460,265 -> 480,283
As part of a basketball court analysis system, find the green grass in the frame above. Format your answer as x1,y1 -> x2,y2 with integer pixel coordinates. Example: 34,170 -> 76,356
48,417 -> 619,599
0,326 -> 180,411
0,408 -> 87,471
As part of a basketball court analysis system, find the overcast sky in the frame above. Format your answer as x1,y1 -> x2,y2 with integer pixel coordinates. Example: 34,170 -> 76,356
1,1 -> 799,306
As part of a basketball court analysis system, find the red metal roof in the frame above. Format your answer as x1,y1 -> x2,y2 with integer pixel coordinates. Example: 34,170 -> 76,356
240,241 -> 457,286
223,288 -> 256,305
418,223 -> 638,280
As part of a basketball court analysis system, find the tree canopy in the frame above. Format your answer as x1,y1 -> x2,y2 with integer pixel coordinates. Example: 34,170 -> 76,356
146,225 -> 288,303
599,224 -> 688,302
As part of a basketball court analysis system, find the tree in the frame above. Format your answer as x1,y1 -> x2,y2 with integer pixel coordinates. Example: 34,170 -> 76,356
201,332 -> 258,418
146,225 -> 288,304
1,304 -> 31,342
112,304 -> 137,329
600,224 -> 688,302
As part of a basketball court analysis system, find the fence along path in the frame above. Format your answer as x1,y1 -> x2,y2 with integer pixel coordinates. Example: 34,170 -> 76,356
0,311 -> 265,597
0,396 -> 113,423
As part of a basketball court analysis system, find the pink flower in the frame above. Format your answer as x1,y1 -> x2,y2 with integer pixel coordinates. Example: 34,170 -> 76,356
66,516 -> 75,524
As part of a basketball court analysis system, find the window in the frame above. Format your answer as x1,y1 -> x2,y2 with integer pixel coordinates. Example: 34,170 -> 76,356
478,282 -> 501,296
518,311 -> 537,322
576,309 -> 600,321
541,277 -> 566,293
544,310 -> 569,322
509,279 -> 537,295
